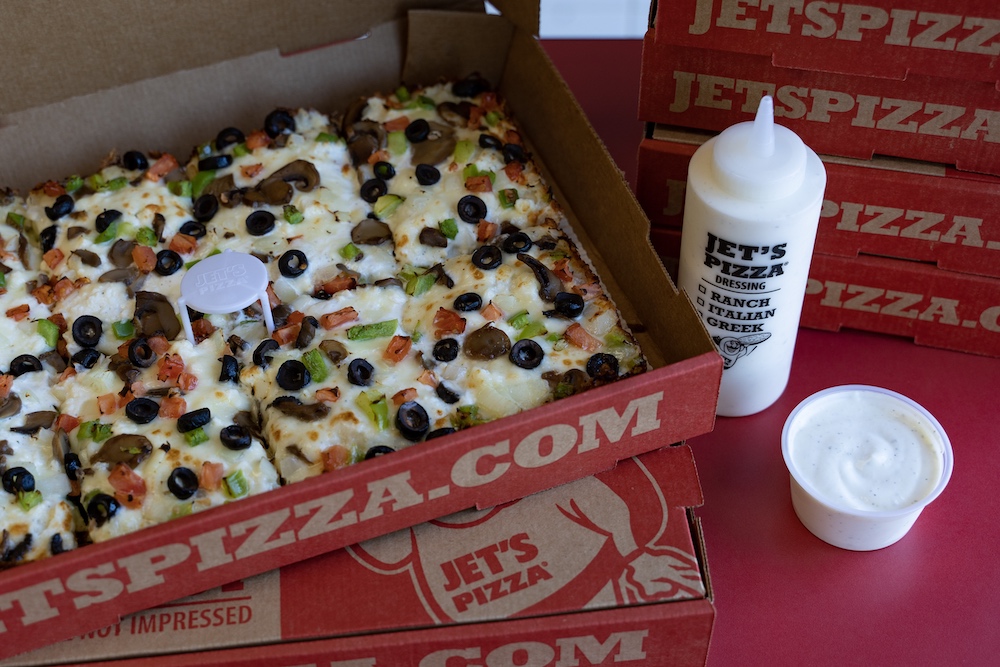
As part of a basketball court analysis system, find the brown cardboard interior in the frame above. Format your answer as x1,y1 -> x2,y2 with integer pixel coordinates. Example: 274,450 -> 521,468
0,3 -> 720,660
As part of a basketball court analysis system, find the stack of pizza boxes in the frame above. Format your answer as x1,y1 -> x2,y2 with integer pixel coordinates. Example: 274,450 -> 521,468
636,0 -> 1000,358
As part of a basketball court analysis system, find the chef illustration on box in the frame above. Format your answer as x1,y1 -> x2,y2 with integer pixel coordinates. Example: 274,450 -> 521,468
348,458 -> 704,622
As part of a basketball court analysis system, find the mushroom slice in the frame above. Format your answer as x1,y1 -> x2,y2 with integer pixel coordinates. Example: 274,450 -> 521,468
93,434 -> 153,469
271,396 -> 330,422
0,393 -> 22,420
133,291 -> 182,340
11,411 -> 57,435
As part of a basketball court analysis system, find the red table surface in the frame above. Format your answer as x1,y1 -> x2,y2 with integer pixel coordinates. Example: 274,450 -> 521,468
544,40 -> 1000,666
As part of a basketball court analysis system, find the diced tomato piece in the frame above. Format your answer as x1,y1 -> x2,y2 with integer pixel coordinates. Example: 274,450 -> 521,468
322,445 -> 352,472
391,387 -> 417,406
30,283 -> 55,305
47,313 -> 67,333
168,233 -> 198,255
5,304 -> 30,321
416,369 -> 438,387
147,336 -> 171,355
320,306 -> 359,330
157,354 -> 185,382
433,308 -> 466,338
117,391 -> 134,410
117,341 -> 132,359
479,92 -> 499,111
43,248 -> 65,270
271,323 -> 300,346
383,116 -> 410,132
319,274 -> 357,296
383,335 -> 412,364
286,310 -> 305,326
465,174 -> 493,193
246,130 -> 271,150
367,149 -> 390,166
573,281 -> 602,301
109,463 -> 147,510
266,283 -> 281,308
481,301 -> 503,322
476,220 -> 498,242
130,381 -> 147,397
468,105 -> 485,128
145,153 -> 180,181
191,317 -> 216,344
177,372 -> 198,393
504,161 -> 525,184
552,258 -> 574,284
199,462 -> 225,492
55,413 -> 80,433
57,366 -> 77,383
315,387 -> 341,403
97,393 -> 118,416
52,277 -> 76,302
241,163 -> 264,179
41,180 -> 66,197
565,323 -> 603,352
132,245 -> 157,273
158,395 -> 187,419
505,130 -> 522,145
0,375 -> 13,399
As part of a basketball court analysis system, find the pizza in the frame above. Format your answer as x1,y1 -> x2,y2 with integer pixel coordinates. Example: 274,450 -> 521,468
0,76 -> 646,565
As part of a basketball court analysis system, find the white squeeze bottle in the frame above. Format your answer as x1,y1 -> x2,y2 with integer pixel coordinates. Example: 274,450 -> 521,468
677,96 -> 826,417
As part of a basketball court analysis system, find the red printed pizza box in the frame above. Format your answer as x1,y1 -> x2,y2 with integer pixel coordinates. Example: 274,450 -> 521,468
802,253 -> 1000,357
0,2 -> 722,661
651,0 -> 1000,85
6,448 -> 714,667
637,35 -> 1000,177
635,127 -> 1000,279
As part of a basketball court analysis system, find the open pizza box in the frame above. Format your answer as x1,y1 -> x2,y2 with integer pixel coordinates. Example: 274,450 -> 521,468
4,446 -> 715,667
0,1 -> 722,660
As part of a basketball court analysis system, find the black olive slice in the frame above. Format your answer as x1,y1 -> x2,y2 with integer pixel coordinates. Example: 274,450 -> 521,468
192,194 -> 220,223
433,338 -> 460,362
463,324 -> 511,361
360,178 -> 388,203
457,195 -> 487,224
39,226 -> 58,253
436,382 -> 460,404
64,452 -> 82,481
2,467 -> 34,494
219,355 -> 239,383
453,292 -> 482,312
127,337 -> 157,368
72,315 -> 103,348
554,292 -> 585,319
404,118 -> 430,143
502,231 -> 532,254
167,467 -> 199,500
215,126 -> 246,149
155,249 -> 183,276
71,348 -> 101,369
509,339 -> 544,369
177,407 -> 211,433
278,249 -> 308,277
9,354 -> 42,377
586,353 -> 620,382
123,150 -> 149,171
373,161 -> 396,180
253,339 -> 280,368
125,397 -> 159,424
516,253 -> 561,302
198,155 -> 232,171
452,75 -> 491,98
276,359 -> 311,390
179,220 -> 207,238
472,245 -> 502,270
364,445 -> 395,459
45,194 -> 74,221
426,427 -> 456,440
264,108 -> 296,138
503,143 -> 528,164
479,133 -> 503,150
347,358 -> 374,386
95,209 -> 122,233
396,401 -> 430,441
220,424 -> 252,451
415,163 -> 440,186
246,210 -> 276,236
87,493 -> 120,527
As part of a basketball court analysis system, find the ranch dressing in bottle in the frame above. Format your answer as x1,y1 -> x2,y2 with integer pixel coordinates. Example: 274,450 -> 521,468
678,96 -> 826,417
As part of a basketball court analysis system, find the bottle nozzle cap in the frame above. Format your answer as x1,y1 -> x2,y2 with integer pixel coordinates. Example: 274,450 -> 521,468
711,95 -> 807,201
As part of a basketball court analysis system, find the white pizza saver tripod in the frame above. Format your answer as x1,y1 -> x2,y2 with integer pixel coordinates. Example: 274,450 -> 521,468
677,96 -> 827,417
177,250 -> 275,345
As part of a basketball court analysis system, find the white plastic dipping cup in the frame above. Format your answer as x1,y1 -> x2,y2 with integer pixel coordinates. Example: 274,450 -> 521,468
781,385 -> 953,551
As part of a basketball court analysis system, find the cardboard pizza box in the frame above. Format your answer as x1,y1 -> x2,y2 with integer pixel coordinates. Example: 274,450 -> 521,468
638,14 -> 1000,176
636,127 -> 1000,280
3,447 -> 715,667
0,1 -> 722,660
652,0 -> 1000,85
